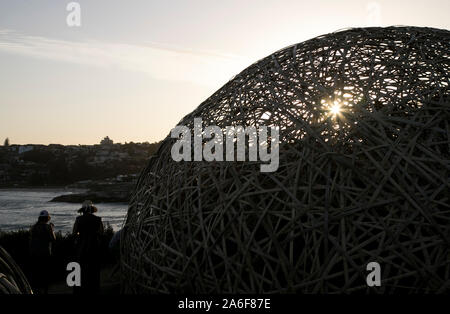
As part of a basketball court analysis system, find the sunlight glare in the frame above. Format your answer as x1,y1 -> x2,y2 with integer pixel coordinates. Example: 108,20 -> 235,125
330,103 -> 341,115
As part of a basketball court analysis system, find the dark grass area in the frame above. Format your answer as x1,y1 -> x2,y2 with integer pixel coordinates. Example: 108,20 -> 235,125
0,224 -> 118,290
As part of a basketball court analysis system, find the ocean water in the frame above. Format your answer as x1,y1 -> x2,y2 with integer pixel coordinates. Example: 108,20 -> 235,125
0,189 -> 128,234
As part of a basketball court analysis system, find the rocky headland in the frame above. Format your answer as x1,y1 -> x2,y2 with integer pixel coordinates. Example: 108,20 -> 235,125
50,175 -> 137,203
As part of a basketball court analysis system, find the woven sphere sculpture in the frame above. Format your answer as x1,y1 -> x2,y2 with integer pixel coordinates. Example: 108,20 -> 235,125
0,246 -> 32,294
121,26 -> 450,293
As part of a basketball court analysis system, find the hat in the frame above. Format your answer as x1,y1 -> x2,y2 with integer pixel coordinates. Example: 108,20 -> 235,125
39,210 -> 50,217
78,200 -> 98,213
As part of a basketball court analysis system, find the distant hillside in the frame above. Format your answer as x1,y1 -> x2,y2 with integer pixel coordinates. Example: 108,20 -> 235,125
0,141 -> 161,187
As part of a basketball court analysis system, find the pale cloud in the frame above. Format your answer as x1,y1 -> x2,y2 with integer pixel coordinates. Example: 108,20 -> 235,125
0,29 -> 252,87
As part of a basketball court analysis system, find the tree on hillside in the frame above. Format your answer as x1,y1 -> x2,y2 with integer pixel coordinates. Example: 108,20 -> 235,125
100,136 -> 113,146
3,138 -> 9,146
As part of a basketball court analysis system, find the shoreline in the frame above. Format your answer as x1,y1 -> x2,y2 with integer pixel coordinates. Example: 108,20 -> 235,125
0,181 -> 133,204
0,185 -> 69,189
0,186 -> 87,192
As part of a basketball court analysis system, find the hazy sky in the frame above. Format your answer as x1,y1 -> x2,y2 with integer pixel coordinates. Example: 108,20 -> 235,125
0,0 -> 449,145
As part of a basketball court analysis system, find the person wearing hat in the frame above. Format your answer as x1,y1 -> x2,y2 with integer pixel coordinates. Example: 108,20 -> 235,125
29,210 -> 56,294
72,200 -> 104,294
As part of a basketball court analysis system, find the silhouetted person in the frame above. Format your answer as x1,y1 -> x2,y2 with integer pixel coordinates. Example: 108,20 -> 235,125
29,210 -> 56,294
72,200 -> 104,294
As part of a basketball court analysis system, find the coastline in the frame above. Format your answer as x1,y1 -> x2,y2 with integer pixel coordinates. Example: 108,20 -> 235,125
0,186 -> 87,193
0,177 -> 135,204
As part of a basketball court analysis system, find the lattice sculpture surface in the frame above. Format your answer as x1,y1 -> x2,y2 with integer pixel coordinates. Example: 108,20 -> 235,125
121,26 -> 450,293
0,246 -> 32,294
